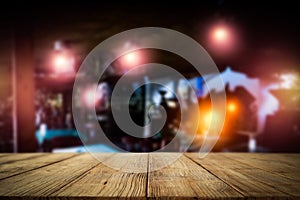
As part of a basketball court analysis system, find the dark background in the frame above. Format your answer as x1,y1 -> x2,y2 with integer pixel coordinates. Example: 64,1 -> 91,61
1,1 -> 299,79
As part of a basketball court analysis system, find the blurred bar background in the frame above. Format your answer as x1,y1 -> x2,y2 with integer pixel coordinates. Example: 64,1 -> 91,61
0,1 -> 299,153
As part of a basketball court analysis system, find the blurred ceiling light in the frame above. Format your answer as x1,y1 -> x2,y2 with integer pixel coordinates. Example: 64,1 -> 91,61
214,28 -> 228,43
208,23 -> 238,55
212,26 -> 231,45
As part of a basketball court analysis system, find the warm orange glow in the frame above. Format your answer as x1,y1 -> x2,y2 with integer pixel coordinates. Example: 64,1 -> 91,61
227,102 -> 237,113
203,111 -> 213,131
204,111 -> 212,124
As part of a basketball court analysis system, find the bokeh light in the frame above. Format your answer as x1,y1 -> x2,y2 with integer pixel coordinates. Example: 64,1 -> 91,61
279,73 -> 297,89
52,52 -> 74,74
208,23 -> 238,55
120,51 -> 144,69
214,27 -> 229,43
227,102 -> 237,113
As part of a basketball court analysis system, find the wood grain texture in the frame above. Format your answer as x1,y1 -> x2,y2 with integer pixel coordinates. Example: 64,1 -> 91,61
0,153 -> 104,197
0,153 -> 45,164
148,153 -> 243,199
0,153 -> 299,199
186,153 -> 300,199
0,153 -> 76,180
222,153 -> 300,182
51,153 -> 148,199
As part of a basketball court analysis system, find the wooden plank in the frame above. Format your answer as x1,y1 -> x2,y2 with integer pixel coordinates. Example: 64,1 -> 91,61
0,153 -> 45,164
222,153 -> 300,182
51,153 -> 148,199
0,153 -> 77,180
148,153 -> 243,199
223,153 -> 300,170
0,153 -> 299,199
225,153 -> 300,169
0,154 -> 11,159
186,153 -> 300,199
0,153 -> 106,198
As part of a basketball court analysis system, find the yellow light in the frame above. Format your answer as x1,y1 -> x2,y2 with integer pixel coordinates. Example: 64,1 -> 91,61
227,102 -> 237,113
203,111 -> 213,131
204,112 -> 212,124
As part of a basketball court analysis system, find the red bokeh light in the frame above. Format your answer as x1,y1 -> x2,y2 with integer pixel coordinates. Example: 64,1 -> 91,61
120,51 -> 144,69
211,25 -> 232,46
214,27 -> 229,43
54,55 -> 68,67
52,52 -> 74,74
208,23 -> 238,55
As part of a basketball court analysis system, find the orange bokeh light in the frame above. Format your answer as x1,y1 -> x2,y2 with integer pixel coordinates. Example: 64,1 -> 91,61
227,102 -> 237,113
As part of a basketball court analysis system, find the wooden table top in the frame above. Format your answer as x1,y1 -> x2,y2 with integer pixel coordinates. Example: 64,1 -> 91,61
0,153 -> 299,199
